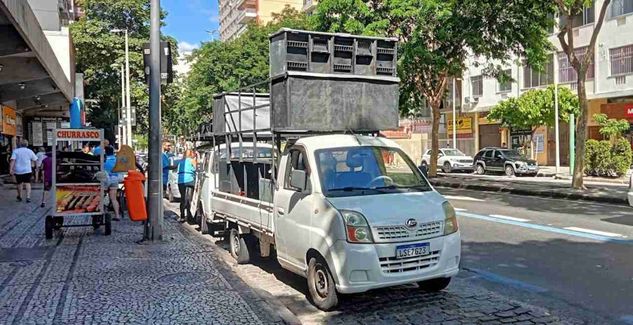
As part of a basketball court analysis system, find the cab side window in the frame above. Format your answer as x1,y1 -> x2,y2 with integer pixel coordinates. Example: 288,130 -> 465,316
285,149 -> 310,192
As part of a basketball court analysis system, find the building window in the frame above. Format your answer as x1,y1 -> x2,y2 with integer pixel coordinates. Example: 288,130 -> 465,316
610,45 -> 633,76
523,55 -> 554,88
497,70 -> 512,93
559,2 -> 595,28
471,76 -> 483,98
558,48 -> 595,83
612,0 -> 633,17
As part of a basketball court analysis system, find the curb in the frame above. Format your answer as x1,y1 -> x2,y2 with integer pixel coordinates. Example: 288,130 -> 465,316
430,179 -> 628,205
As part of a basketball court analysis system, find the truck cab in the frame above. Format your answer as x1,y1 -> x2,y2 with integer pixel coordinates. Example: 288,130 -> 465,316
258,134 -> 460,309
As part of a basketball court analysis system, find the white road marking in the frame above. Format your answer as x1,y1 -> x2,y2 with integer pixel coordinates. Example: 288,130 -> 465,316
444,195 -> 484,202
489,214 -> 531,222
564,227 -> 625,238
454,208 -> 468,212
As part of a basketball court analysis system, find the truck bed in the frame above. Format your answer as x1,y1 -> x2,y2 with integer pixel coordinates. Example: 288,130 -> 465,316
211,190 -> 274,236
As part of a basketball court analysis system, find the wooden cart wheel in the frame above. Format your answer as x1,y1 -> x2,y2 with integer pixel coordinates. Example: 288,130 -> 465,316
104,214 -> 112,236
92,215 -> 101,230
45,216 -> 53,239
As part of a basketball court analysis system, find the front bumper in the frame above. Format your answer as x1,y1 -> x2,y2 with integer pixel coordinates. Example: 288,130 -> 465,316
451,163 -> 474,170
516,165 -> 539,175
328,232 -> 461,294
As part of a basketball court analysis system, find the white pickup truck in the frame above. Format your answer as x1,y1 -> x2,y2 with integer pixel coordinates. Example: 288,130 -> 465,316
198,134 -> 461,310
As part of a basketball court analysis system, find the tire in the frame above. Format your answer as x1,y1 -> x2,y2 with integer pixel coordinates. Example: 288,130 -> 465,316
104,214 -> 112,236
442,162 -> 452,173
229,228 -> 250,264
476,164 -> 485,175
307,257 -> 338,311
92,215 -> 101,230
505,165 -> 515,177
45,215 -> 53,239
418,277 -> 451,292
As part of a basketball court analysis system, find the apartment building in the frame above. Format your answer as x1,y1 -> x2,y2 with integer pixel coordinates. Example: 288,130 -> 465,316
0,0 -> 80,158
218,0 -> 304,41
458,0 -> 633,165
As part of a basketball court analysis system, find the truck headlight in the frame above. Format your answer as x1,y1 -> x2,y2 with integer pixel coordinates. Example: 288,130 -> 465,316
341,210 -> 373,243
442,201 -> 459,235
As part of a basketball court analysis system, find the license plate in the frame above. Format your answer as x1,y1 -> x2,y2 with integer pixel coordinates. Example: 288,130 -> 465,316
395,242 -> 430,259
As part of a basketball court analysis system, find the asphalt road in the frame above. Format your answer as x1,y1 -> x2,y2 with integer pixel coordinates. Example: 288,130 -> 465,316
437,187 -> 633,324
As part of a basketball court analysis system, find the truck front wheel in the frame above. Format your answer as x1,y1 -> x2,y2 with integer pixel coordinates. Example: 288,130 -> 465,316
229,228 -> 250,264
307,257 -> 338,311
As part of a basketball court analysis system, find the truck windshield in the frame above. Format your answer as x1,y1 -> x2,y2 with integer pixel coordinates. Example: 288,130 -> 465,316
316,146 -> 432,197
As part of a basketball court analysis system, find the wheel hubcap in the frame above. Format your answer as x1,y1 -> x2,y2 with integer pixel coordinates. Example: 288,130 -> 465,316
315,268 -> 328,297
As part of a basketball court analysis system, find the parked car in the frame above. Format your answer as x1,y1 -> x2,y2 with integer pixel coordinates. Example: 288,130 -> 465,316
473,147 -> 538,176
420,148 -> 474,173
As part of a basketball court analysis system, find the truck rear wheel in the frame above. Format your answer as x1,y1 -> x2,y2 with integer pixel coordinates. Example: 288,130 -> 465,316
229,228 -> 250,264
307,257 -> 338,311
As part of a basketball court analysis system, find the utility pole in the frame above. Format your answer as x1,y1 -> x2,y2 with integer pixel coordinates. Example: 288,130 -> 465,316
120,64 -> 126,146
452,78 -> 457,150
124,29 -> 132,148
554,68 -> 560,176
146,0 -> 163,241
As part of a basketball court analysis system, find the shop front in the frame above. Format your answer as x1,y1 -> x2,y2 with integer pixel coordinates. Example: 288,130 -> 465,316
598,100 -> 633,147
446,113 -> 477,156
478,113 -> 504,150
1,105 -> 17,174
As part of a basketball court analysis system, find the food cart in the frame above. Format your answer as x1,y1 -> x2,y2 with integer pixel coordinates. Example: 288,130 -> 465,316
45,128 -> 110,239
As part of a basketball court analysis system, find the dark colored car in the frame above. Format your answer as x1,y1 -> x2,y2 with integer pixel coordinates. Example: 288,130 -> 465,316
473,148 -> 539,176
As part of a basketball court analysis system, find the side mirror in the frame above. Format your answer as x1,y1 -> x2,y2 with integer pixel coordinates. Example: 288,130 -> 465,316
290,169 -> 307,192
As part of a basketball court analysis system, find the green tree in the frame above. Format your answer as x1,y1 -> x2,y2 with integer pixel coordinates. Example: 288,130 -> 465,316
593,113 -> 630,143
489,85 -> 579,149
71,0 -> 180,142
311,0 -> 555,177
170,7 -> 310,135
554,0 -> 612,188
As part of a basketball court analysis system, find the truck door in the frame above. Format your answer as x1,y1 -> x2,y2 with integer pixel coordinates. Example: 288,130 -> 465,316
274,147 -> 314,270
200,151 -> 215,217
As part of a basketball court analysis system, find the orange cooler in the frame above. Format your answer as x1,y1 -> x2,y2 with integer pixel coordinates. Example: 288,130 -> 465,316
123,171 -> 147,221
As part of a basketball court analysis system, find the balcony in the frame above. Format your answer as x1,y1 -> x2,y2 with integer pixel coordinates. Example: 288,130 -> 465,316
236,0 -> 256,10
237,8 -> 257,23
303,0 -> 317,13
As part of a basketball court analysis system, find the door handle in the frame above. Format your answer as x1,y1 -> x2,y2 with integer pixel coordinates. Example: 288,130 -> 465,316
277,208 -> 285,216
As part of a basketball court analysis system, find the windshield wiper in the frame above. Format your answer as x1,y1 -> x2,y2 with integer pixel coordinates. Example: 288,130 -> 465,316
328,186 -> 373,192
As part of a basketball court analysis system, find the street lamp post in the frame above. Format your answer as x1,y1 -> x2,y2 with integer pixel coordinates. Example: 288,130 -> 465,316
110,28 -> 132,148
452,78 -> 457,150
120,64 -> 125,146
147,0 -> 163,241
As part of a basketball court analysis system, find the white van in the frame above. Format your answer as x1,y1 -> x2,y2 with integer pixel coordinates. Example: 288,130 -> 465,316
197,135 -> 461,310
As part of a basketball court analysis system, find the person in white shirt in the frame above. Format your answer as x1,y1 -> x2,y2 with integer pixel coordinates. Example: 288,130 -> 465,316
35,147 -> 46,183
10,140 -> 38,203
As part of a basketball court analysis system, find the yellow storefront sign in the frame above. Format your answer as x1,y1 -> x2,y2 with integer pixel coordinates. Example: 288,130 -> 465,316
2,106 -> 16,136
447,116 -> 472,134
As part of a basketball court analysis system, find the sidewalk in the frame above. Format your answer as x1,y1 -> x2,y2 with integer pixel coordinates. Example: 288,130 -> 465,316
430,173 -> 629,205
534,166 -> 630,185
0,182 -> 287,325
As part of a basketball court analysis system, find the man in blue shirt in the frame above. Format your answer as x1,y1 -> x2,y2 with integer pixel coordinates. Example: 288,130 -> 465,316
162,142 -> 174,193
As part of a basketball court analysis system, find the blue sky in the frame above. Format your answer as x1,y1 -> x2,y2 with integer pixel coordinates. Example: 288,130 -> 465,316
162,0 -> 220,54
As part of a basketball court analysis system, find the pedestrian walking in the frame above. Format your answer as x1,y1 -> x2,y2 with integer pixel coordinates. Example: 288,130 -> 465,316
9,140 -> 38,203
35,147 -> 46,183
177,149 -> 196,222
162,141 -> 174,193
93,139 -> 110,156
40,152 -> 53,208
104,146 -> 122,221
